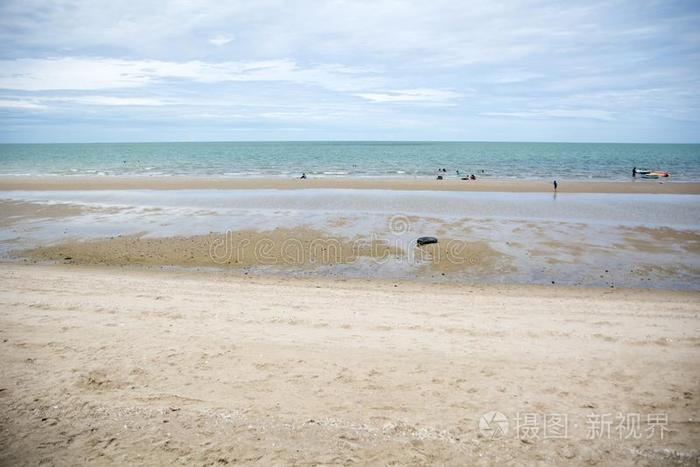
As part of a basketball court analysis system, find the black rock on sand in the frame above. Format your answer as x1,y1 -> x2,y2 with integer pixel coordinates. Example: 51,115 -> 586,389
417,237 -> 438,246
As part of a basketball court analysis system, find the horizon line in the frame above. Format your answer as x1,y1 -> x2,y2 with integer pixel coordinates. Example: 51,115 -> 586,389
1,139 -> 699,145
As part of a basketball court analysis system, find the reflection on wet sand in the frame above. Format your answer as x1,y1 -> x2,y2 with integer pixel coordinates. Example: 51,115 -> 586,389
1,190 -> 699,289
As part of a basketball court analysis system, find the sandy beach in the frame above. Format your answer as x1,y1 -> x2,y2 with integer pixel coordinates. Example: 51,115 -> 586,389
1,176 -> 699,194
3,0 -> 700,463
1,178 -> 699,465
0,264 -> 698,465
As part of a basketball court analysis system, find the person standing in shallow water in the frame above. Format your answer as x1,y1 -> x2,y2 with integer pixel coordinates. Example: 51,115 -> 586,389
553,180 -> 558,191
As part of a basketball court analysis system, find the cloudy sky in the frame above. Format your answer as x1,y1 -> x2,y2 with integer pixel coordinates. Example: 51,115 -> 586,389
0,0 -> 698,143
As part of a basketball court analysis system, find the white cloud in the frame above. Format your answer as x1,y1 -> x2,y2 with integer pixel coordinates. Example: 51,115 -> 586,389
0,58 -> 154,91
259,109 -> 355,121
482,109 -> 614,121
0,1 -> 663,67
0,98 -> 45,110
62,96 -> 170,106
493,71 -> 544,84
0,57 -> 381,92
356,89 -> 461,104
209,34 -> 233,47
209,35 -> 233,46
0,0 -> 698,141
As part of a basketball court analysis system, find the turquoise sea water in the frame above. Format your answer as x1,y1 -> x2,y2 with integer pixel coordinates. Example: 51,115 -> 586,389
0,141 -> 699,180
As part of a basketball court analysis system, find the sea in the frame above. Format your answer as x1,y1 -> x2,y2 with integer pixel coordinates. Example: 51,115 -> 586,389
1,141 -> 699,180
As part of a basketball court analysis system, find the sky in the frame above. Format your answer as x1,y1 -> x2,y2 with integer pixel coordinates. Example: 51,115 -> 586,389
0,0 -> 699,143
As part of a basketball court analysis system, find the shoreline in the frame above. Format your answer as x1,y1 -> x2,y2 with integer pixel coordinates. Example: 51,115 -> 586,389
6,260 -> 700,294
1,175 -> 700,194
5,260 -> 700,297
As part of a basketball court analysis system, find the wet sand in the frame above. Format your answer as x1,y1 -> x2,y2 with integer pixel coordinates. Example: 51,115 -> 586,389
3,196 -> 699,289
0,264 -> 698,465
0,200 -> 95,228
19,229 -> 511,279
21,228 -> 407,269
1,176 -> 699,194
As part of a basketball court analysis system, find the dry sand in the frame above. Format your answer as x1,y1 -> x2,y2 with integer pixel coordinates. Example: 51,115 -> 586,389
0,264 -> 698,465
1,176 -> 699,194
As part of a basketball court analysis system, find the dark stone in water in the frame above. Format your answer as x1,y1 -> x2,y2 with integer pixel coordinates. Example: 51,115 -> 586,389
436,175 -> 443,180
417,237 -> 438,246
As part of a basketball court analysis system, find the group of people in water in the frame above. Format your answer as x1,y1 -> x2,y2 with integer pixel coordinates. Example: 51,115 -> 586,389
299,169 -> 481,180
299,171 -> 561,191
436,168 -> 480,181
